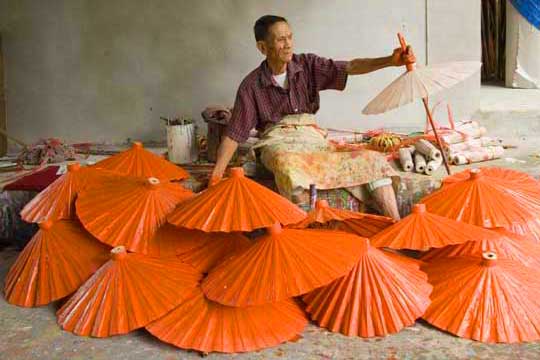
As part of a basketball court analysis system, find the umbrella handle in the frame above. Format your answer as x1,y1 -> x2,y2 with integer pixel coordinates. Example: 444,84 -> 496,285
397,33 -> 414,72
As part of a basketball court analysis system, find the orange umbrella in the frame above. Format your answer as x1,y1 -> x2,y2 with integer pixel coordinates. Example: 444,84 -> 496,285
168,167 -> 306,232
370,204 -> 499,251
4,220 -> 109,307
179,232 -> 252,273
76,175 -> 193,253
422,252 -> 540,343
421,168 -> 540,240
335,215 -> 396,238
290,200 -> 369,228
146,224 -> 213,258
93,141 -> 189,181
56,246 -> 200,337
20,163 -> 111,223
362,33 -> 482,175
442,167 -> 540,193
146,286 -> 307,353
303,237 -> 431,337
422,227 -> 540,268
202,223 -> 364,307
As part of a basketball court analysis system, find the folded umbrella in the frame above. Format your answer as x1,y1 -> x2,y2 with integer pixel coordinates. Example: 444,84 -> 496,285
20,163 -> 112,223
4,219 -> 109,307
422,252 -> 540,343
93,141 -> 189,181
202,223 -> 364,307
146,286 -> 307,353
168,167 -> 306,232
370,204 -> 499,251
76,175 -> 193,253
303,237 -> 432,337
56,246 -> 200,337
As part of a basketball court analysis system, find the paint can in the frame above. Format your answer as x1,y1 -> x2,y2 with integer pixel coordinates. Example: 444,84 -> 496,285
166,123 -> 198,164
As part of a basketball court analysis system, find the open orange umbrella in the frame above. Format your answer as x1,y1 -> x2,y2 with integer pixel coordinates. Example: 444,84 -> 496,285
202,223 -> 364,307
56,246 -> 200,337
335,215 -> 395,238
422,252 -> 540,343
421,227 -> 540,268
179,232 -> 252,273
93,141 -> 189,181
146,286 -> 307,353
290,200 -> 394,237
421,168 -> 540,240
370,204 -> 499,251
76,175 -> 193,254
362,33 -> 482,175
303,237 -> 431,337
145,224 -> 213,258
168,167 -> 306,232
4,220 -> 109,307
442,167 -> 540,192
20,163 -> 112,223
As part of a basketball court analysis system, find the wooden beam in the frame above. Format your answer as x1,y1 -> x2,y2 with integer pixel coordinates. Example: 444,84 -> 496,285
0,34 -> 7,156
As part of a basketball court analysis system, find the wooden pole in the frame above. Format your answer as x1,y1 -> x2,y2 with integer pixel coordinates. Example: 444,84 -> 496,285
422,97 -> 451,175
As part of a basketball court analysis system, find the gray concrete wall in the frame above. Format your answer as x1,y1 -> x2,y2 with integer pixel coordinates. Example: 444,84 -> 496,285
0,0 -> 481,144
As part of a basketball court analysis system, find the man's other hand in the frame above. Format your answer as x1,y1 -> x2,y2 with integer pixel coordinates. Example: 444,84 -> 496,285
390,45 -> 416,67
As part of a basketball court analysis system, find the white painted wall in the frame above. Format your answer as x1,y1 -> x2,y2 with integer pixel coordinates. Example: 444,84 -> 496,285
0,0 -> 481,144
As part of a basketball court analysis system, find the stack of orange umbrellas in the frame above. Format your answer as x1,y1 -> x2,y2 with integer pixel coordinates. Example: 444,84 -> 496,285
8,143 -> 540,349
417,167 -> 540,343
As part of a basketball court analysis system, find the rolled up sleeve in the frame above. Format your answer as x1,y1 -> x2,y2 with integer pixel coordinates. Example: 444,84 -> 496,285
226,87 -> 257,144
308,54 -> 349,92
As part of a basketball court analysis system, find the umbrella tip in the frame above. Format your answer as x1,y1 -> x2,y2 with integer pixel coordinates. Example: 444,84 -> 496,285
412,203 -> 426,214
481,251 -> 497,267
111,246 -> 128,260
147,177 -> 161,186
230,167 -> 245,178
132,141 -> 143,149
469,168 -> 482,179
67,162 -> 81,172
267,223 -> 283,235
38,219 -> 54,231
315,200 -> 329,209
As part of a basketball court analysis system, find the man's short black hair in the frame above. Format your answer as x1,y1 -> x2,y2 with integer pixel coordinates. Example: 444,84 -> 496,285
254,15 -> 288,42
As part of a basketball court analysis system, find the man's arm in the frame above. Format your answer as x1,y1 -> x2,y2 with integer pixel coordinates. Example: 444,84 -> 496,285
210,136 -> 238,184
346,46 -> 415,75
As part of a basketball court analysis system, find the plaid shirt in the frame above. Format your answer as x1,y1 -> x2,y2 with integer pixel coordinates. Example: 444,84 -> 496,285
226,53 -> 349,143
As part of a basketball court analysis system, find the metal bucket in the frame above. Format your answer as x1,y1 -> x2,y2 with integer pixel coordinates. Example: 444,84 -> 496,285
166,123 -> 198,164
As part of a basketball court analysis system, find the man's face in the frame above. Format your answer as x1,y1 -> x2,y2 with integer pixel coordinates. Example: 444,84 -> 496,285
258,22 -> 293,63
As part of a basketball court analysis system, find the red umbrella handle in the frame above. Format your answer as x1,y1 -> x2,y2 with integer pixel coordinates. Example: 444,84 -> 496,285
397,33 -> 414,72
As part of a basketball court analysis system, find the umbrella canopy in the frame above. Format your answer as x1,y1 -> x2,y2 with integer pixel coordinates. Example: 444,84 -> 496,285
146,287 -> 307,353
168,167 -> 306,232
362,61 -> 482,115
303,237 -> 432,337
335,215 -> 396,238
290,200 -> 369,229
421,168 -> 540,240
56,246 -> 200,337
179,232 -> 252,273
202,223 -> 364,307
76,175 -> 193,253
20,163 -> 112,223
422,252 -> 540,343
370,204 -> 499,251
93,141 -> 189,181
4,220 -> 109,307
146,224 -> 213,258
422,227 -> 540,268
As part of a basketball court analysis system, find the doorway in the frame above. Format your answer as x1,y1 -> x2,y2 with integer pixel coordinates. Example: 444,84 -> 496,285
481,0 -> 506,83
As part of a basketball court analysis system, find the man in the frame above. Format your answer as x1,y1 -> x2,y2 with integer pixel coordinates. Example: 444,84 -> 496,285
211,15 -> 415,220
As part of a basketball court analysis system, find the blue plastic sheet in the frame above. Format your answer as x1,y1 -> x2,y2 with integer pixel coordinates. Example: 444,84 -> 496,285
510,0 -> 540,30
